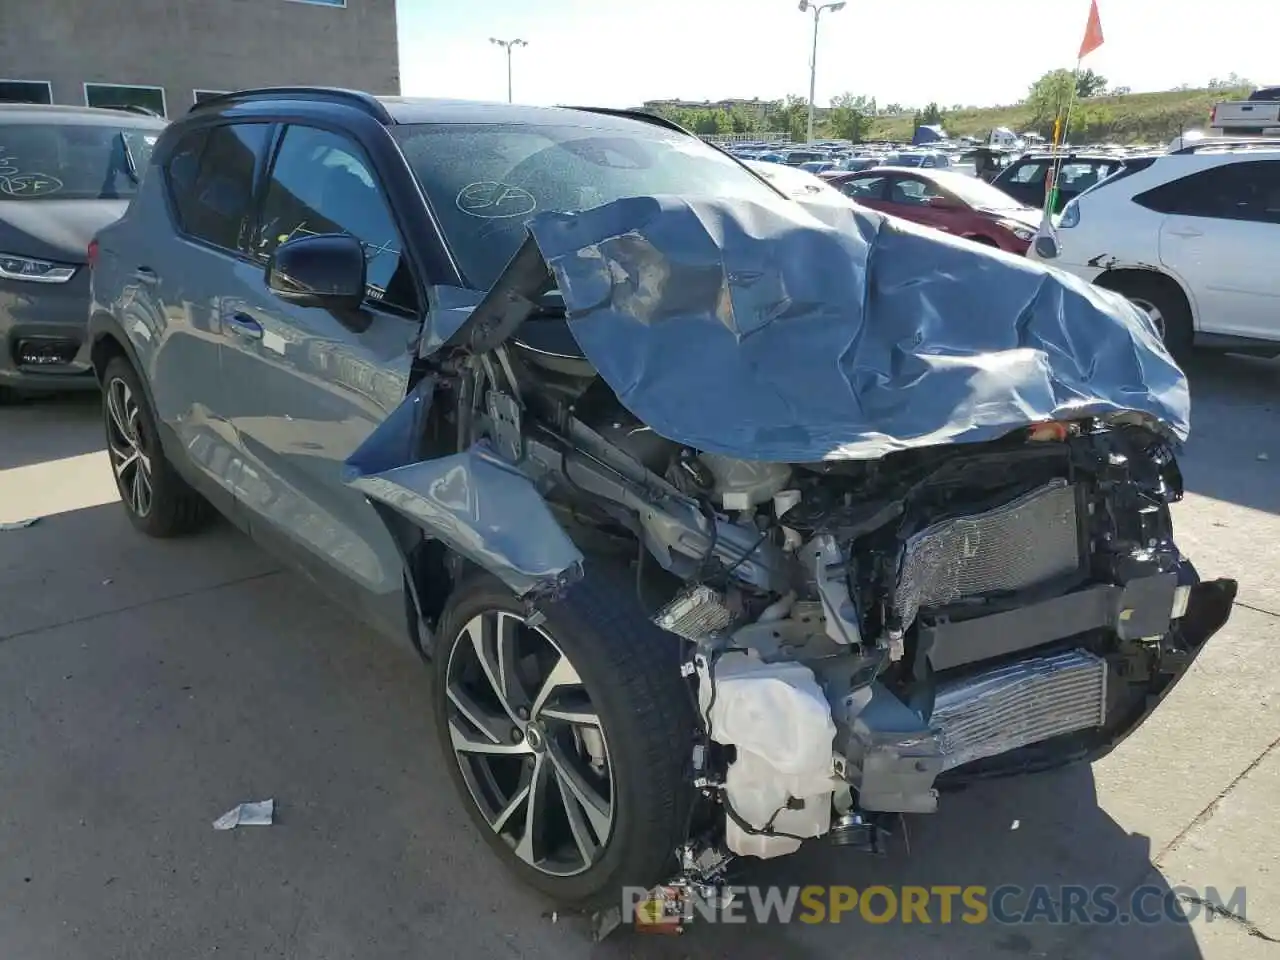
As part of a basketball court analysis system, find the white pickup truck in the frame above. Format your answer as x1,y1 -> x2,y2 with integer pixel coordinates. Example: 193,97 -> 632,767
1210,86 -> 1280,136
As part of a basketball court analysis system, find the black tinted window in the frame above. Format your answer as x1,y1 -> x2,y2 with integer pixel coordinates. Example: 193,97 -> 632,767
0,123 -> 159,200
256,125 -> 417,313
1135,160 -> 1280,223
173,123 -> 269,251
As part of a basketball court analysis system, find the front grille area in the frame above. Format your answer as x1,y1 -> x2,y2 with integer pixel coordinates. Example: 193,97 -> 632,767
893,479 -> 1081,628
932,649 -> 1108,771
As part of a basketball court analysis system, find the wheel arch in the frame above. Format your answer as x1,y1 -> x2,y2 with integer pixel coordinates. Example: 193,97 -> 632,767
1094,268 -> 1198,331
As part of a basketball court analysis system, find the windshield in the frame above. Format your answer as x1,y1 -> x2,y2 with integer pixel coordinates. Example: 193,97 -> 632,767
0,124 -> 158,201
393,121 -> 782,290
939,173 -> 1033,210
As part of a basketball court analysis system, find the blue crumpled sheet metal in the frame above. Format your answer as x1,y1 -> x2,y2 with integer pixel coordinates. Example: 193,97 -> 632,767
490,194 -> 1190,463
344,377 -> 584,599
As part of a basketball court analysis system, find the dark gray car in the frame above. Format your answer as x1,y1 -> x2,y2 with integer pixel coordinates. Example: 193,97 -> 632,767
0,104 -> 164,397
87,89 -> 1235,927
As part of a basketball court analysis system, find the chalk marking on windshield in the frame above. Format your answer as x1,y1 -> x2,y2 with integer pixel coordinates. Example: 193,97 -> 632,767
0,149 -> 65,197
455,181 -> 537,219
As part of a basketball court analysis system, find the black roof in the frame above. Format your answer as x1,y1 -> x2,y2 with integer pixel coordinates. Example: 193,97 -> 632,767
0,102 -> 168,127
187,86 -> 687,134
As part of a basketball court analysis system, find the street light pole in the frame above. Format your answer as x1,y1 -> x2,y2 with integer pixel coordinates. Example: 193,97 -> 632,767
796,1 -> 845,144
489,37 -> 528,103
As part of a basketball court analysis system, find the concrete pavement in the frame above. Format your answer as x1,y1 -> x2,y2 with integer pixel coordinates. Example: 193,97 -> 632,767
1,355 -> 1277,959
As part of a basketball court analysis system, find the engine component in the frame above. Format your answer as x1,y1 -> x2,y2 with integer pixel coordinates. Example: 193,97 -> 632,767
699,453 -> 793,511
932,648 -> 1108,771
655,584 -> 736,641
893,479 -> 1081,628
835,682 -> 944,814
803,533 -> 862,646
697,651 -> 836,859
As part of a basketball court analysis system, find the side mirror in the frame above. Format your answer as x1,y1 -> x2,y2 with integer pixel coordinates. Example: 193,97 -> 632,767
266,233 -> 366,311
928,196 -> 961,210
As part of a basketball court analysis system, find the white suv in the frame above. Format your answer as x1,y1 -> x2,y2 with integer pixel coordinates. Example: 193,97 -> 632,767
1028,143 -> 1280,356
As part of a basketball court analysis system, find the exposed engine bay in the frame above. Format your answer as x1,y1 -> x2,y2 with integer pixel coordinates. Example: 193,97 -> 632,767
345,192 -> 1237,935
399,339 -> 1234,911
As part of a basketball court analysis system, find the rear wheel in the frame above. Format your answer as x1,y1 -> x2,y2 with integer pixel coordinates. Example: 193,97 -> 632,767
433,570 -> 694,907
102,356 -> 211,537
1097,273 -> 1193,359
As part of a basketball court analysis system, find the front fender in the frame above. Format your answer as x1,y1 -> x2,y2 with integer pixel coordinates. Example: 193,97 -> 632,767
344,378 -> 584,600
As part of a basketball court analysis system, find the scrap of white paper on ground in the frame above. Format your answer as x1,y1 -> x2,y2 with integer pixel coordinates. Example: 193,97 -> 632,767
213,799 -> 275,830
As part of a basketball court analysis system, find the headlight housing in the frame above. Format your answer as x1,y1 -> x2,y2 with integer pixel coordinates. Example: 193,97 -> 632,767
999,222 -> 1036,242
0,254 -> 76,284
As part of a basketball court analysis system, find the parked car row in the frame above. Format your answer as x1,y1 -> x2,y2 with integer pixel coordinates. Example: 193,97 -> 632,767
0,103 -> 167,396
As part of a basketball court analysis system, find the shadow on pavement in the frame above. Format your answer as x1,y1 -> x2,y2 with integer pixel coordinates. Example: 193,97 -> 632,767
0,390 -> 105,470
594,764 -> 1203,959
1179,354 -> 1279,516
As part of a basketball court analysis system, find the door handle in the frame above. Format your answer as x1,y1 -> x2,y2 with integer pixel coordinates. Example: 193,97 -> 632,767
225,312 -> 264,340
1168,228 -> 1203,238
133,266 -> 158,284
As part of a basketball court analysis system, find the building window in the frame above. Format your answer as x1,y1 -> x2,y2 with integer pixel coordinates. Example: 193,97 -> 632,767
84,83 -> 167,118
0,80 -> 53,105
285,0 -> 347,6
194,90 -> 229,105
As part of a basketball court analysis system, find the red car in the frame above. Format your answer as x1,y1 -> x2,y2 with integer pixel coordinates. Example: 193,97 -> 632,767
822,167 -> 1042,254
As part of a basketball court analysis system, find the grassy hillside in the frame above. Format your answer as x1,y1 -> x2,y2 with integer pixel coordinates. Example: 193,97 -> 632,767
869,86 -> 1249,145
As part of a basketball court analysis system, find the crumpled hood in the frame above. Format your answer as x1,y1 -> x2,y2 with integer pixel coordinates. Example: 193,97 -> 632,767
430,194 -> 1189,463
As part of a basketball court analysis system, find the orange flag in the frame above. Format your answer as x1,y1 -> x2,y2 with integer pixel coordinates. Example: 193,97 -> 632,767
1078,0 -> 1104,60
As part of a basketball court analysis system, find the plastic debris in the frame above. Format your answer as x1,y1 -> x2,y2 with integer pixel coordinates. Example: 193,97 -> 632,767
0,518 -> 39,531
212,799 -> 275,830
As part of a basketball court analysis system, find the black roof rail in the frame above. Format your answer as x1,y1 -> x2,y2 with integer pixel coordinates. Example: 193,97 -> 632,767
1173,137 -> 1280,154
188,86 -> 394,124
557,105 -> 697,138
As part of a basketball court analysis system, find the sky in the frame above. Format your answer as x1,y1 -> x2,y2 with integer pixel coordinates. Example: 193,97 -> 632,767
396,0 -> 1277,110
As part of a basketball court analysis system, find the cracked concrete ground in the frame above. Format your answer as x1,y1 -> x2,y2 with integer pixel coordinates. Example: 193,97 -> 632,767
1,354 -> 1277,959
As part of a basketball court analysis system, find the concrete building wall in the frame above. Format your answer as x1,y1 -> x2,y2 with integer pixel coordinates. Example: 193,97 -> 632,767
0,0 -> 399,117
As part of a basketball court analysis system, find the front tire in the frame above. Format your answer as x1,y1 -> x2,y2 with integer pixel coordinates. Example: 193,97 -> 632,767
434,570 -> 695,908
102,355 -> 210,537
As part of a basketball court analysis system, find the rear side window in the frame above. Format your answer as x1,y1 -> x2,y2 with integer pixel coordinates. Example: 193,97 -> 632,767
169,123 -> 270,252
1134,160 -> 1280,223
1006,161 -> 1049,185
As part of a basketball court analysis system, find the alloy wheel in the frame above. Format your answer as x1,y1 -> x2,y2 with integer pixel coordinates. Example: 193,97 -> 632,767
1129,296 -> 1166,340
445,610 -> 615,877
105,377 -> 153,518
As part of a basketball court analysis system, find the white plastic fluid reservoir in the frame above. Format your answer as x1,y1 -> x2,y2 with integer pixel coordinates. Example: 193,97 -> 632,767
698,652 -> 837,858
698,454 -> 792,511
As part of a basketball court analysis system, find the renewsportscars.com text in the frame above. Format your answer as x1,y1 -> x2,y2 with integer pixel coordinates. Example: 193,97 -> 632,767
623,884 -> 1248,926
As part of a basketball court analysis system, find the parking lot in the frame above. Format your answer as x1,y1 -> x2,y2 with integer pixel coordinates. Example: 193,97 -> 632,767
1,354 -> 1277,960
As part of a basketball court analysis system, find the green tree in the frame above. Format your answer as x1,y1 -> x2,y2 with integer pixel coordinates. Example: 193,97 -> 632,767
1026,69 -> 1077,130
1076,68 -> 1109,97
827,92 -> 876,142
912,102 -> 946,130
728,109 -> 759,134
766,95 -> 811,141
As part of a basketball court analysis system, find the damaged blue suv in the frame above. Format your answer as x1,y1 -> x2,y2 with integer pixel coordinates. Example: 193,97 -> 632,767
88,87 -> 1236,916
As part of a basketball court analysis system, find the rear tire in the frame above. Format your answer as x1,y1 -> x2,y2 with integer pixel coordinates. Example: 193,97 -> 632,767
1097,273 -> 1194,359
102,355 -> 211,538
433,570 -> 695,908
